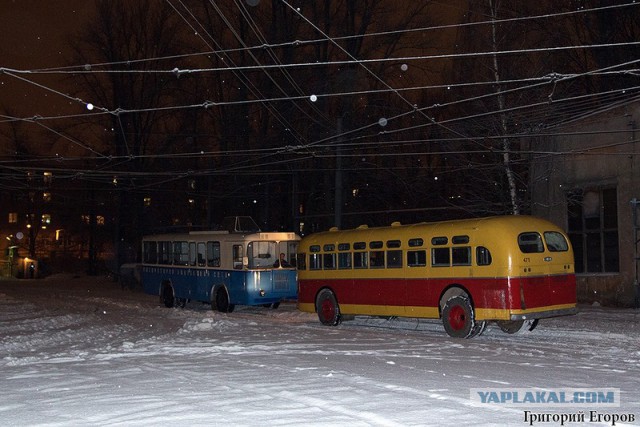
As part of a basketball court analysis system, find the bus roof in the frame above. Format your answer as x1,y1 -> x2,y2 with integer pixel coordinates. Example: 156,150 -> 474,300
143,231 -> 300,242
301,215 -> 564,242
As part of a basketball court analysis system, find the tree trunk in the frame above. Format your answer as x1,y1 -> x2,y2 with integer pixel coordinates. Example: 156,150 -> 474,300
489,0 -> 520,215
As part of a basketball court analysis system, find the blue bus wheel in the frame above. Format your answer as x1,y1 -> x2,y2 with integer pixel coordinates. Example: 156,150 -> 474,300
161,284 -> 175,308
213,287 -> 235,313
316,289 -> 341,326
263,302 -> 281,309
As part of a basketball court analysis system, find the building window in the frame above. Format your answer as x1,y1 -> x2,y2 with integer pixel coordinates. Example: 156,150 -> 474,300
8,212 -> 18,224
568,187 -> 619,273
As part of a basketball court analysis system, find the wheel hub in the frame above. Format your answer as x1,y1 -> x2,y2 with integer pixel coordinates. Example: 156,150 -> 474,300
448,305 -> 466,331
321,300 -> 335,321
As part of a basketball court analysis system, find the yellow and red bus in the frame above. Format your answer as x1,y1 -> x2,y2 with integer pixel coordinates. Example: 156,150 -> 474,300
296,216 -> 576,338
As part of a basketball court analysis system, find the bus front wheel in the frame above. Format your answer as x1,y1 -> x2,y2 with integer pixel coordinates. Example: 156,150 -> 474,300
316,289 -> 341,326
442,295 -> 480,338
212,287 -> 235,313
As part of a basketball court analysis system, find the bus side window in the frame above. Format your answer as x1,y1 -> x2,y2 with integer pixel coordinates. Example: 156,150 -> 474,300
297,253 -> 307,270
452,247 -> 471,266
408,238 -> 423,247
432,247 -> 450,267
287,242 -> 299,267
175,241 -> 189,266
370,241 -> 384,268
407,250 -> 426,267
196,242 -> 206,267
144,241 -> 157,264
432,236 -> 448,245
309,253 -> 321,270
233,245 -> 244,269
370,250 -> 385,268
159,241 -> 172,265
353,242 -> 367,268
207,241 -> 220,267
338,252 -> 352,269
323,253 -> 336,270
476,246 -> 492,266
189,242 -> 197,266
354,251 -> 368,268
387,250 -> 402,268
173,242 -> 180,265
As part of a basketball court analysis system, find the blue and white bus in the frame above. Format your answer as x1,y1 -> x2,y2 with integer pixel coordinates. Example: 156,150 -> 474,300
141,217 -> 300,312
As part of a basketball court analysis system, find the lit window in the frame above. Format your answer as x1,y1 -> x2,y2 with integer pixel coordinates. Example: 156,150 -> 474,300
8,212 -> 18,224
43,192 -> 52,202
43,172 -> 53,185
42,214 -> 51,225
144,197 -> 152,207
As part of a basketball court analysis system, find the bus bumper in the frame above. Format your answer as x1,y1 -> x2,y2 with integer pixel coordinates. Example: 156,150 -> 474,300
509,305 -> 578,321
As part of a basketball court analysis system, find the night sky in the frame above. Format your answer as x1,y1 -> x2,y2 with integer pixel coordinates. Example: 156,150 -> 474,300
0,1 -> 92,117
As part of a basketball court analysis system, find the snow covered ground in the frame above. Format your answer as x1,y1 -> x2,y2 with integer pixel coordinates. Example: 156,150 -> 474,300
1,275 -> 639,426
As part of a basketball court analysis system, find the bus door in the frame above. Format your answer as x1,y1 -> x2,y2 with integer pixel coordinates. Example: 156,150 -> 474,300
271,241 -> 298,299
365,241 -> 407,316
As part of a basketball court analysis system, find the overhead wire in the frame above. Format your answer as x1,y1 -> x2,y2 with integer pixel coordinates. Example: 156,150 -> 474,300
14,1 -> 640,74
1,2 -> 639,183
166,0 -> 308,147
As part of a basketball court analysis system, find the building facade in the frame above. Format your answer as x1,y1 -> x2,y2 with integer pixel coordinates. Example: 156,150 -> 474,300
530,98 -> 640,307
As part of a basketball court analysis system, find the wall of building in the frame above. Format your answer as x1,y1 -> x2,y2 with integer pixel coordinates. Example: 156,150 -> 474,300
530,101 -> 640,307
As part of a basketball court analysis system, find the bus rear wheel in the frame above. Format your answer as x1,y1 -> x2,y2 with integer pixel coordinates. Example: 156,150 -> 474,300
316,289 -> 341,326
161,283 -> 175,308
442,295 -> 479,338
497,319 -> 539,334
212,287 -> 235,313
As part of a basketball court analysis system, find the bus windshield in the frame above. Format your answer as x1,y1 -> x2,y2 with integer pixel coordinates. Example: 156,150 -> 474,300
247,241 -> 297,269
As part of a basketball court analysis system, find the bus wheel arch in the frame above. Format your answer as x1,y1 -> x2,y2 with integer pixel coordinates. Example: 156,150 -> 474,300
439,286 -> 485,338
315,287 -> 341,326
439,285 -> 471,313
160,280 -> 175,308
497,319 -> 539,334
211,284 -> 235,313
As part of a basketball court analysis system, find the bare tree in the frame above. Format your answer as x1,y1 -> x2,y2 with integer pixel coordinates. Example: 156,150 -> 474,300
447,0 -> 546,216
69,0 -> 189,270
